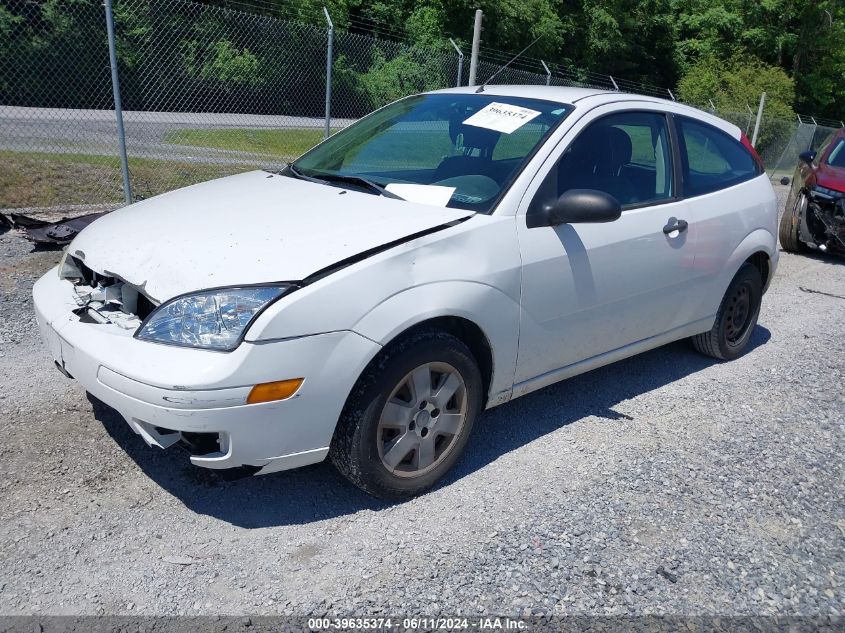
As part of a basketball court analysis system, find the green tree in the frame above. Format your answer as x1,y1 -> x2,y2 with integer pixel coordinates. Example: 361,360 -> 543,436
198,40 -> 263,87
358,47 -> 449,108
678,56 -> 795,117
678,56 -> 796,152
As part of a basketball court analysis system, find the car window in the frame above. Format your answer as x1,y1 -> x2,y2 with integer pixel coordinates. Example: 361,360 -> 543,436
825,139 -> 845,168
542,111 -> 673,208
677,116 -> 759,196
293,94 -> 572,213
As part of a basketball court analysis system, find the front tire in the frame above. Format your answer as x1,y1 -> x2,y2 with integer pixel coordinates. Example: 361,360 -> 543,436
779,192 -> 807,253
692,263 -> 763,361
330,328 -> 483,500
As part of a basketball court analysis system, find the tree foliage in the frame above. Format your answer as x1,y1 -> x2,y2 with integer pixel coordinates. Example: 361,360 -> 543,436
2,0 -> 844,120
678,57 -> 795,118
325,0 -> 845,119
678,56 -> 796,151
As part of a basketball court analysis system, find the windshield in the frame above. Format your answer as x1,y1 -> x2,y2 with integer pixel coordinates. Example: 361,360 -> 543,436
291,93 -> 572,213
825,138 -> 845,168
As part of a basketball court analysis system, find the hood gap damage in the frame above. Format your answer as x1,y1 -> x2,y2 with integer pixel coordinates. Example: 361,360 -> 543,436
59,216 -> 472,331
62,253 -> 158,329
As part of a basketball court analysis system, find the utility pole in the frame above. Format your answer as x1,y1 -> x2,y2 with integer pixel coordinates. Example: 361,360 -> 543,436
323,7 -> 334,139
449,39 -> 464,87
468,10 -> 483,86
751,92 -> 766,148
104,0 -> 132,205
540,60 -> 551,86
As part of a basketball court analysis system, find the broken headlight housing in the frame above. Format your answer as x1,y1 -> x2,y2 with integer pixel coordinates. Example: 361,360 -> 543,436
135,285 -> 292,351
810,184 -> 843,199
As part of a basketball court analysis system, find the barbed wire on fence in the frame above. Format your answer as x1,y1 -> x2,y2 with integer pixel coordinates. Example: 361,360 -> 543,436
0,0 -> 841,213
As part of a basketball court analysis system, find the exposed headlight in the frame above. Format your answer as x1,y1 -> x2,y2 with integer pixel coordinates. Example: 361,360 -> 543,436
135,285 -> 292,351
811,184 -> 843,199
58,250 -> 84,280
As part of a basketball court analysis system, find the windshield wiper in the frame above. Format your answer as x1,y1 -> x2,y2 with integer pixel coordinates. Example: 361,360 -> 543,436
285,163 -> 329,185
286,164 -> 404,200
319,173 -> 405,200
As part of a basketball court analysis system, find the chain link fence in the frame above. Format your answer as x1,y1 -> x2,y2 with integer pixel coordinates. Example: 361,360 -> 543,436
0,0 -> 841,213
767,116 -> 842,182
0,0 -> 126,211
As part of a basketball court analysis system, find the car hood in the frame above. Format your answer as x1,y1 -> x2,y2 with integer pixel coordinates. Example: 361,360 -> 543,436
815,163 -> 845,192
68,170 -> 472,302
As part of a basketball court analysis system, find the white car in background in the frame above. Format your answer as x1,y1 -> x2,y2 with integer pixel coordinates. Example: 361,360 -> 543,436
33,86 -> 778,499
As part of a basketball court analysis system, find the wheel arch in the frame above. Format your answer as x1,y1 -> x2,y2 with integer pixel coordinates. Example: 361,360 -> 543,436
746,250 -> 772,292
725,229 -> 778,293
377,316 -> 494,407
350,281 -> 520,407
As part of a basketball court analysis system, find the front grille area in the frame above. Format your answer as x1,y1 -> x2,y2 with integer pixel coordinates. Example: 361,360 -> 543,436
63,256 -> 158,325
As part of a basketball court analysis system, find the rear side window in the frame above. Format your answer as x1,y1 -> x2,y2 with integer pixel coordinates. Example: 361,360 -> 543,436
676,116 -> 760,196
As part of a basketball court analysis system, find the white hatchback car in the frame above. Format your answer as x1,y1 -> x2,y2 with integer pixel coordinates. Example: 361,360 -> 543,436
34,87 -> 778,498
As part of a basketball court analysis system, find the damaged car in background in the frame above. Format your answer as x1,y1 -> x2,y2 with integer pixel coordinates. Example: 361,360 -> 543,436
34,86 -> 778,499
780,127 -> 845,256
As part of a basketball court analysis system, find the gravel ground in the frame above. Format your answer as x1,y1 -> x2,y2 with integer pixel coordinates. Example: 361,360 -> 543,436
0,185 -> 843,617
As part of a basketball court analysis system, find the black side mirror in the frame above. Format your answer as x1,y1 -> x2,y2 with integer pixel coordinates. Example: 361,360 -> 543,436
529,189 -> 622,228
799,150 -> 816,166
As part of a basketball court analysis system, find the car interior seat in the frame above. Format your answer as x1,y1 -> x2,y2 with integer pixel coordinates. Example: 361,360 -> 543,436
558,125 -> 637,205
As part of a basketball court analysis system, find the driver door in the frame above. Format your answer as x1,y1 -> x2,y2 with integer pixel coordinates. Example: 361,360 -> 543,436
514,108 -> 699,386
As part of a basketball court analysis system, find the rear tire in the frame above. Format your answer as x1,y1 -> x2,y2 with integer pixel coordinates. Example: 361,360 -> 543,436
330,328 -> 483,500
779,192 -> 807,253
692,263 -> 762,361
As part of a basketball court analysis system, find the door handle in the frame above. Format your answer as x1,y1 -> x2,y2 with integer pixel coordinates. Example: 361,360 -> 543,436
663,217 -> 688,234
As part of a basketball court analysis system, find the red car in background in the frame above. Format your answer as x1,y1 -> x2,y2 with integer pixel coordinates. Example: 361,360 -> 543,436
780,128 -> 845,256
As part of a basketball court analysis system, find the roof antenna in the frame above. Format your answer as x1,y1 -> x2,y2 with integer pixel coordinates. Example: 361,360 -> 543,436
476,35 -> 544,93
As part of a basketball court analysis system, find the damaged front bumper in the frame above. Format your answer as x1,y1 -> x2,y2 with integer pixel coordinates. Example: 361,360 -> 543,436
803,187 -> 845,255
32,267 -> 380,475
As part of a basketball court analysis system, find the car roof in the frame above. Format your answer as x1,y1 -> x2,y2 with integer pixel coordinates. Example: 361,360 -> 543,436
429,85 -> 741,138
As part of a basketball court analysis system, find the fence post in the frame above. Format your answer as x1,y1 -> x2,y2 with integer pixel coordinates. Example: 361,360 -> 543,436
449,39 -> 464,87
809,117 -> 818,151
104,0 -> 132,205
468,9 -> 483,86
540,60 -> 551,86
751,92 -> 766,147
323,7 -> 334,139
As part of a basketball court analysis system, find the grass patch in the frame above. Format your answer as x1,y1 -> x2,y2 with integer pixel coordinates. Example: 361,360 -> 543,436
0,151 -> 251,209
165,127 -> 328,159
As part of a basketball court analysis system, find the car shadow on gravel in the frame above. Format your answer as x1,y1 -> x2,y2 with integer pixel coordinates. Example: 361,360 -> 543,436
92,325 -> 771,528
447,327 -> 771,485
784,248 -> 845,267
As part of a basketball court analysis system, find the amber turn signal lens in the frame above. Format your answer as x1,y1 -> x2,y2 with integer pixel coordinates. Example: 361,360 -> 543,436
246,378 -> 304,404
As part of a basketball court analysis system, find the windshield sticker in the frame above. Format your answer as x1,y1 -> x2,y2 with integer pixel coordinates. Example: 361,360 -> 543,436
462,102 -> 541,134
385,183 -> 455,207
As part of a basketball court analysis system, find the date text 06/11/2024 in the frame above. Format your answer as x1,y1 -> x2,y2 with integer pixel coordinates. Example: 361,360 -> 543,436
308,617 -> 528,630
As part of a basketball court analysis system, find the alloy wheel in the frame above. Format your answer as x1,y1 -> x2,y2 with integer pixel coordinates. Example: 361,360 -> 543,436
376,362 -> 467,478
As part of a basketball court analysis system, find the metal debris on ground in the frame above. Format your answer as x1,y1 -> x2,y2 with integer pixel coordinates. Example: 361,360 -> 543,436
0,212 -> 107,246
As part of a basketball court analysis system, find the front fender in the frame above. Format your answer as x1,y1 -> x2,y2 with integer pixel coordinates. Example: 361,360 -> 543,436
352,281 -> 520,406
